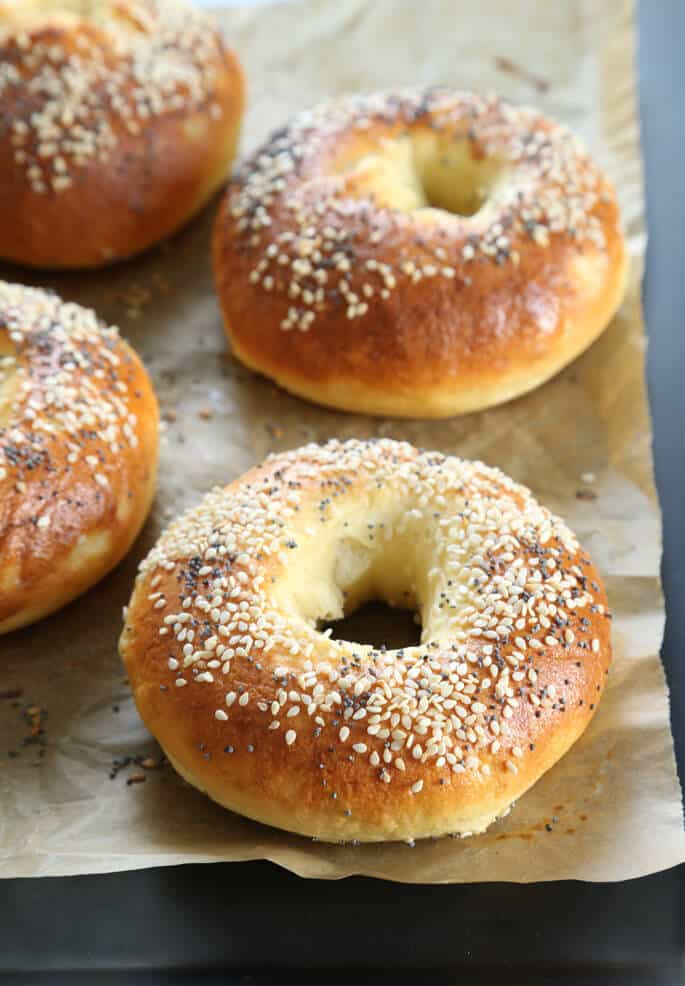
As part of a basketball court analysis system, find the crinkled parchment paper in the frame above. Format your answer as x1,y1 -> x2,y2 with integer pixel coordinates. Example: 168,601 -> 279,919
1,0 -> 684,882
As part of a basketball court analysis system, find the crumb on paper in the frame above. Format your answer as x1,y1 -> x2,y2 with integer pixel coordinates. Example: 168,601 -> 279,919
5,700 -> 48,765
0,688 -> 22,700
111,754 -> 165,780
495,55 -> 550,92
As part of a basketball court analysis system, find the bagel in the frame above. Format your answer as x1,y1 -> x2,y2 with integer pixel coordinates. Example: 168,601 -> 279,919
213,88 -> 628,418
0,0 -> 245,269
0,281 -> 158,634
121,439 -> 611,843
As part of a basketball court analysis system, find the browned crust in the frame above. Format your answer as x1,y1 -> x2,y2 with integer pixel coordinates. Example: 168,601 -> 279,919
0,283 -> 159,633
121,440 -> 611,843
0,4 -> 245,269
213,90 -> 628,418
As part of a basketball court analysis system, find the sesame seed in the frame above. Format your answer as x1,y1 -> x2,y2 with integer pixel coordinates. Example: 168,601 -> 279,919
220,88 -> 611,346
1,3 -> 226,197
128,436 -> 607,828
0,281 -> 152,607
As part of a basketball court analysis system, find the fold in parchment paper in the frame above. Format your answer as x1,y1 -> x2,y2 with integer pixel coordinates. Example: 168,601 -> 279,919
1,0 -> 684,883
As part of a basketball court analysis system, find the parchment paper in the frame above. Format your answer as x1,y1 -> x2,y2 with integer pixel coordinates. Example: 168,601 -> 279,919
2,0 -> 684,883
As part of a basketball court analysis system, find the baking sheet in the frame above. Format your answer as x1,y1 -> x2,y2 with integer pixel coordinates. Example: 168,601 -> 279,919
1,0 -> 684,882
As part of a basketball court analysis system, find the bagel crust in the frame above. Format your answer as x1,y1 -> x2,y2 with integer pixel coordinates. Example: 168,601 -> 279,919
0,0 -> 245,269
213,89 -> 628,418
0,281 -> 158,634
121,439 -> 611,843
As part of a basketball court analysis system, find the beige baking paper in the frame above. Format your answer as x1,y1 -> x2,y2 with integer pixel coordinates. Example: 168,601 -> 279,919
2,0 -> 684,883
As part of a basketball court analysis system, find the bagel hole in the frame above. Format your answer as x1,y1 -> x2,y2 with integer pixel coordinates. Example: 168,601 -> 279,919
287,531 -> 431,650
417,146 -> 505,217
333,133 -> 507,218
321,599 -> 421,650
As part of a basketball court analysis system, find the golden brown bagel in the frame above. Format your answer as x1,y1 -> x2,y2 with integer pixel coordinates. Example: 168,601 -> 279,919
0,281 -> 158,634
121,439 -> 611,843
213,89 -> 628,418
0,0 -> 245,269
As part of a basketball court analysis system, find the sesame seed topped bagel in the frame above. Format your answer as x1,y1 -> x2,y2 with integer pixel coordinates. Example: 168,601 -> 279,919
0,281 -> 158,634
121,439 -> 611,843
213,88 -> 628,418
0,0 -> 245,269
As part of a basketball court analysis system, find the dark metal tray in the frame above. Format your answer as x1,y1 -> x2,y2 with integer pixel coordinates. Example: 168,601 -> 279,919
2,2 -> 684,983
